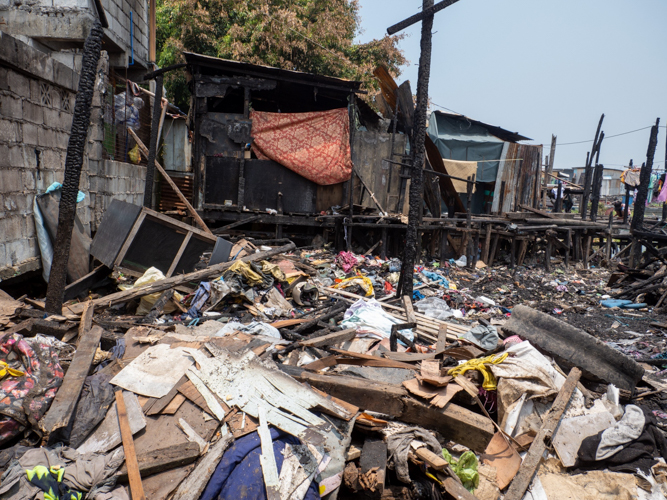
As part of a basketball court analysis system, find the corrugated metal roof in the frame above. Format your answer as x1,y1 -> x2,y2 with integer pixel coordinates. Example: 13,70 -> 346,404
431,110 -> 531,142
184,52 -> 362,92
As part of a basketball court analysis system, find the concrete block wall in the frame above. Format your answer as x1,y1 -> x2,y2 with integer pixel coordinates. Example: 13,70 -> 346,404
0,33 -> 146,279
101,0 -> 149,66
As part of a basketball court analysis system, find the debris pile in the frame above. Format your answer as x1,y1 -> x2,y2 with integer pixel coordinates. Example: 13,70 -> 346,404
3,231 -> 667,500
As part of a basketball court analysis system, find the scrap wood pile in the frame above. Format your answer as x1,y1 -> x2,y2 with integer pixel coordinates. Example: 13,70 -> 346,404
4,239 -> 667,499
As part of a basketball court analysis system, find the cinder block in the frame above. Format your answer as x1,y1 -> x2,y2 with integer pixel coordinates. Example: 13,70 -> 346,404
7,70 -> 30,98
41,149 -> 61,168
1,95 -> 23,119
37,127 -> 57,148
0,67 -> 8,91
0,216 -> 23,241
0,169 -> 23,193
57,131 -> 70,149
8,146 -> 24,168
23,100 -> 44,124
22,122 -> 38,145
42,107 -> 60,128
6,239 -> 34,265
22,170 -> 36,191
0,120 -> 20,143
29,79 -> 41,102
0,243 -> 6,268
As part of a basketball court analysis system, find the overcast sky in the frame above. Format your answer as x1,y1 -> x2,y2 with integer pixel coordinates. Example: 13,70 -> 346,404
355,0 -> 667,172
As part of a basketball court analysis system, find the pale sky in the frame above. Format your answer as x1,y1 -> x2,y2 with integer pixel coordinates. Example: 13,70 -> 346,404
355,0 -> 667,172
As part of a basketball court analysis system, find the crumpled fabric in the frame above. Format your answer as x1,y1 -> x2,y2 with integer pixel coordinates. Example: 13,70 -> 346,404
0,446 -> 124,500
462,324 -> 499,351
216,321 -> 281,339
336,251 -> 359,273
69,367 -> 118,449
421,271 -> 449,288
200,426 -> 319,500
448,353 -> 508,391
0,333 -> 64,446
332,275 -> 374,297
577,405 -> 667,474
384,425 -> 442,483
595,405 -> 646,460
260,261 -> 286,282
223,261 -> 274,290
187,282 -> 211,318
340,299 -> 414,342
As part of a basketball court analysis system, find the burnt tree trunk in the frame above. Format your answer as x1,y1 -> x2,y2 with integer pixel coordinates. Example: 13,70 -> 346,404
45,22 -> 104,314
398,0 -> 434,299
143,73 -> 164,208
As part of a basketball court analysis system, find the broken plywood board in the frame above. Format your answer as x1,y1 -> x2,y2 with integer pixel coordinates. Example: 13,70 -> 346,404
117,442 -> 201,481
552,411 -> 615,467
110,344 -> 194,398
78,391 -> 146,454
133,399 -> 220,460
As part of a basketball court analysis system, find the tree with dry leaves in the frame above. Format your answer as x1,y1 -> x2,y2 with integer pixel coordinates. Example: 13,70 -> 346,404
157,0 -> 406,110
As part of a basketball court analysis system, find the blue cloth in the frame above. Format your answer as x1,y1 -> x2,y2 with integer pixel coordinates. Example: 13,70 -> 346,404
422,271 -> 449,288
187,282 -> 211,318
199,427 -> 320,500
45,182 -> 85,203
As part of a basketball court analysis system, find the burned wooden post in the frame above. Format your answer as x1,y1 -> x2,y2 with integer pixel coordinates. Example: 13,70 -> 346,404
390,0 -> 461,298
631,118 -> 661,265
581,114 -> 604,220
44,22 -> 104,314
589,163 -> 604,222
143,74 -> 163,208
542,135 -> 556,208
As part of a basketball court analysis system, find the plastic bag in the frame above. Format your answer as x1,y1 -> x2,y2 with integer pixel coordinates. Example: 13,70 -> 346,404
114,92 -> 144,130
118,267 -> 183,315
333,275 -> 374,297
415,296 -> 461,320
442,449 -> 479,491
128,144 -> 141,164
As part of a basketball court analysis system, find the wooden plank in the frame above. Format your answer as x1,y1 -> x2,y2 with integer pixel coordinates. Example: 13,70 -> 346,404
38,325 -> 104,443
402,296 -> 416,323
282,366 -> 494,452
146,376 -> 187,416
504,367 -> 582,500
141,289 -> 176,324
63,299 -> 93,343
436,324 -> 448,352
166,232 -> 192,278
116,390 -> 146,500
519,203 -> 556,219
299,328 -> 356,348
117,442 -> 200,481
171,432 -> 234,500
128,127 -> 213,235
414,447 -> 448,470
178,380 -> 213,415
442,477 -> 478,500
162,394 -> 186,414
